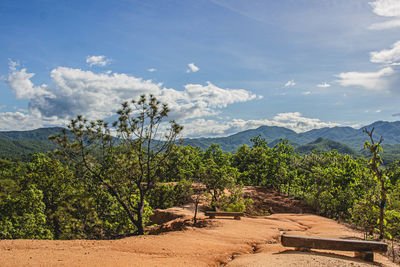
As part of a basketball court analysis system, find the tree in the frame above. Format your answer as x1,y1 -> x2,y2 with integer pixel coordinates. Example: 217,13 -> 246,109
157,144 -> 202,182
363,128 -> 389,239
202,144 -> 237,211
0,182 -> 52,239
52,94 -> 182,235
232,136 -> 270,186
23,154 -> 76,239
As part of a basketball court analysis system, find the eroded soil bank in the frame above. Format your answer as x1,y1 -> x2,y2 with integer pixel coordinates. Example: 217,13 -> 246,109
0,209 -> 396,267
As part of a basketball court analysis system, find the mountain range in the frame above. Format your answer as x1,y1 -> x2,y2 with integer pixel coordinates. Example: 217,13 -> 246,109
182,120 -> 400,151
1,121 -> 400,162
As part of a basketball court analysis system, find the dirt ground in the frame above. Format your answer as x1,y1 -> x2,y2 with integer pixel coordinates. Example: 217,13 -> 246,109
0,208 -> 397,267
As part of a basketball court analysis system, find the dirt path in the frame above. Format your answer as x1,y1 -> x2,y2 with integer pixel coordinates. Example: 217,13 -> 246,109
0,210 -> 396,267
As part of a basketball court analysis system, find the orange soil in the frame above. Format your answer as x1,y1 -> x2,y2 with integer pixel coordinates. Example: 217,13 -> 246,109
0,208 -> 396,267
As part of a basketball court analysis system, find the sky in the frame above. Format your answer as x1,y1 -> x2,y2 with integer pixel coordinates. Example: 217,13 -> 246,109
1,0 -> 400,138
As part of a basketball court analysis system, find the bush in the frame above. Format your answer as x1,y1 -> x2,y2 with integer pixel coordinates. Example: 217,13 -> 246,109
215,184 -> 252,212
147,180 -> 193,209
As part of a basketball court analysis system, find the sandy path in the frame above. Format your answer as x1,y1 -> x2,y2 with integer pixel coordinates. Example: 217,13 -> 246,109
0,211 -> 396,267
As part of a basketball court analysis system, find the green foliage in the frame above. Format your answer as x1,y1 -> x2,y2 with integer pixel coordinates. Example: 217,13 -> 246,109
363,128 -> 389,239
216,184 -> 251,212
385,210 -> 400,240
0,184 -> 52,239
0,139 -> 57,162
201,144 -> 238,210
350,197 -> 379,238
232,138 -> 297,191
157,145 -> 202,182
295,137 -> 356,156
147,180 -> 193,209
295,151 -> 371,219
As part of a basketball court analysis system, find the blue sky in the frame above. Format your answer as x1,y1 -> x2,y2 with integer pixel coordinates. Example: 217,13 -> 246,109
1,0 -> 400,137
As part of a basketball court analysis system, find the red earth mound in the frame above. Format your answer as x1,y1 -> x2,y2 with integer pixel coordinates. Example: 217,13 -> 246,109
244,186 -> 315,215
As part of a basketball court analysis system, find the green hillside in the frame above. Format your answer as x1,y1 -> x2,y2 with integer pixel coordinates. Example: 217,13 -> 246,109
0,127 -> 62,161
0,139 -> 58,161
0,127 -> 64,141
295,137 -> 357,156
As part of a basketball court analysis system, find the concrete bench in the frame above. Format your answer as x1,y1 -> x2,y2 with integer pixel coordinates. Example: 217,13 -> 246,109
204,211 -> 244,220
281,234 -> 387,262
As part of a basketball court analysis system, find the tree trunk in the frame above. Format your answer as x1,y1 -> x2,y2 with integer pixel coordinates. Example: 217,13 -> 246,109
379,180 -> 386,239
136,193 -> 145,235
211,190 -> 217,211
193,194 -> 200,225
53,216 -> 60,239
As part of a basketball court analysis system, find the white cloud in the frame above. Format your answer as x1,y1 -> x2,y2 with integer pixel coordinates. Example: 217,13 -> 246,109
160,82 -> 258,120
284,80 -> 296,87
376,109 -> 382,113
369,19 -> 400,30
186,63 -> 199,73
335,67 -> 395,90
0,111 -> 67,131
8,59 -> 19,71
370,40 -> 400,64
7,66 -> 52,99
86,55 -> 110,67
317,82 -> 331,88
302,91 -> 312,95
182,112 -> 339,138
5,65 -> 259,129
147,68 -> 157,72
183,82 -> 256,108
271,112 -> 339,132
369,0 -> 400,30
370,0 -> 400,18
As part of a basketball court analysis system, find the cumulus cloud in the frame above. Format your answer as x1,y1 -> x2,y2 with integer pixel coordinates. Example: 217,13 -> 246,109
284,80 -> 296,87
86,55 -> 110,67
271,112 -> 339,132
0,111 -> 67,131
370,41 -> 400,64
317,82 -> 331,88
159,82 -> 258,120
7,62 -> 52,99
147,68 -> 157,72
5,65 -> 259,130
335,67 -> 395,90
182,112 -> 339,138
370,0 -> 400,17
369,0 -> 400,30
186,63 -> 199,73
302,91 -> 311,95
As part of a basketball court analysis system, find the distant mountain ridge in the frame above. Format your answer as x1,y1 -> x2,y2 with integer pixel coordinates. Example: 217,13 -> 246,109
0,127 -> 65,141
183,120 -> 400,151
1,121 -> 400,160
